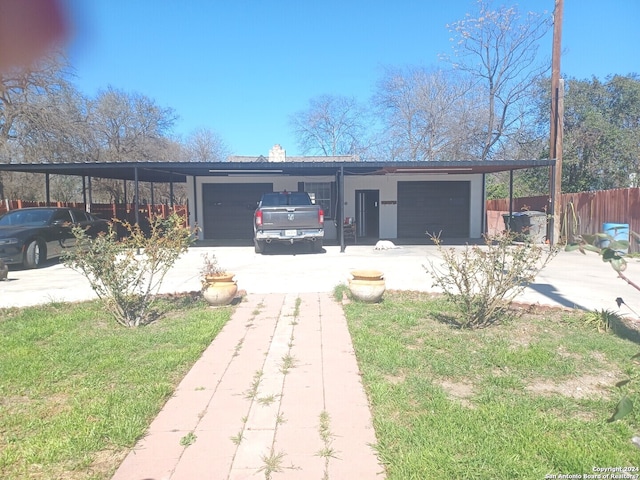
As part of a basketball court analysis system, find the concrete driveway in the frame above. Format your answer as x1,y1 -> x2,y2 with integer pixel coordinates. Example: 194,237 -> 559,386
1,243 -> 639,315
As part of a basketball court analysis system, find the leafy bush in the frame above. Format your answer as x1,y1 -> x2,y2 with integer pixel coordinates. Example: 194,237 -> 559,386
63,213 -> 195,327
609,353 -> 640,426
425,232 -> 557,328
581,308 -> 622,333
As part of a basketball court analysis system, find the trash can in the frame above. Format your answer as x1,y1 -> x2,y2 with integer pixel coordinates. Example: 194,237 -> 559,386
601,222 -> 629,253
502,213 -> 522,234
502,211 -> 547,243
523,211 -> 548,244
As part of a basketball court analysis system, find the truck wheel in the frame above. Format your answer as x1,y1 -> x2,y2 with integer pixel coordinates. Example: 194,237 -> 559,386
312,240 -> 323,253
24,240 -> 45,268
254,239 -> 266,254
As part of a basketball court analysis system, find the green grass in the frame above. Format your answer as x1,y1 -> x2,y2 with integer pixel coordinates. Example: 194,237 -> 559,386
0,297 -> 232,480
343,291 -> 640,479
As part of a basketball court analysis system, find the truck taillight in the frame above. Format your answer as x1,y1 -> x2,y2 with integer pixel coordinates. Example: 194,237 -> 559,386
318,209 -> 324,225
255,210 -> 263,226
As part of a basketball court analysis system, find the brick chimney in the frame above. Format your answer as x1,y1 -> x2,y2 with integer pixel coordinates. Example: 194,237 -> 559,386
268,144 -> 286,162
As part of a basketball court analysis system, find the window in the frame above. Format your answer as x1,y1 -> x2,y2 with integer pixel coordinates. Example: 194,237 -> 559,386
71,210 -> 88,222
52,209 -> 73,224
304,182 -> 333,219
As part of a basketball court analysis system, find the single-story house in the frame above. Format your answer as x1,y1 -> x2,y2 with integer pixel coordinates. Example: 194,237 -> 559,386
0,144 -> 555,248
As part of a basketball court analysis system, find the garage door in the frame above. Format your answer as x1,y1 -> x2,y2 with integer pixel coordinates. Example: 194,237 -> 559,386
202,183 -> 273,239
397,181 -> 470,238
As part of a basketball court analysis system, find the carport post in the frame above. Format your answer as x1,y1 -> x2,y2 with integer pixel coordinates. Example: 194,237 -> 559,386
481,173 -> 487,234
508,170 -> 514,222
45,173 -> 50,206
134,167 -> 140,226
82,176 -> 87,208
339,165 -> 345,253
192,176 -> 198,230
88,177 -> 93,210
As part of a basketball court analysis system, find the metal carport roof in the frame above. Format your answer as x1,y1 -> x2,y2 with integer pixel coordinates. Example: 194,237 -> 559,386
0,158 -> 557,251
0,159 -> 555,183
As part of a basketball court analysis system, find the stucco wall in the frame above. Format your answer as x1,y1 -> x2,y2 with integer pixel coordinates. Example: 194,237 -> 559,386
343,173 -> 483,238
188,173 -> 484,241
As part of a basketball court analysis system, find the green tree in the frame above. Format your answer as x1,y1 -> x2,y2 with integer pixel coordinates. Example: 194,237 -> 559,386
531,75 -> 640,192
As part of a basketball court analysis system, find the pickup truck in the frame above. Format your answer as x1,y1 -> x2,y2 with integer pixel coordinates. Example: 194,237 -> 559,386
253,192 -> 324,253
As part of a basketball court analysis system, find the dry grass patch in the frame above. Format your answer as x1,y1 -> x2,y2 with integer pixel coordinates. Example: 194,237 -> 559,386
526,372 -> 618,400
439,379 -> 475,408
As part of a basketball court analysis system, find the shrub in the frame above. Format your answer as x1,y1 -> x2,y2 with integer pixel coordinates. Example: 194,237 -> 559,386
63,212 -> 195,327
425,232 -> 557,328
581,308 -> 622,333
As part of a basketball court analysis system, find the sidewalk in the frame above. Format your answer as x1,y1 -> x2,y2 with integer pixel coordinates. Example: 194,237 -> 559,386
111,292 -> 384,480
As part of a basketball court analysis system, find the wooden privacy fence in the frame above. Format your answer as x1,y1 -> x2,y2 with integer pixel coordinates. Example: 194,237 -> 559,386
486,187 -> 640,252
0,200 -> 189,225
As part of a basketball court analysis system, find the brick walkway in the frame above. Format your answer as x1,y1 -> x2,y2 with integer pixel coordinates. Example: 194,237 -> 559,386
111,292 -> 385,479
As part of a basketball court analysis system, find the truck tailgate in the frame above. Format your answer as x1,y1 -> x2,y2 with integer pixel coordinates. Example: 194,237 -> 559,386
261,207 -> 321,229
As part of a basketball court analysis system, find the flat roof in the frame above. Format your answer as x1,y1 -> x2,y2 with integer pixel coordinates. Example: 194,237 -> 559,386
0,159 -> 555,183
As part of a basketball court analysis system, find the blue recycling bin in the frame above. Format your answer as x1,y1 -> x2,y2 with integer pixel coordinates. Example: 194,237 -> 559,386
601,223 -> 629,253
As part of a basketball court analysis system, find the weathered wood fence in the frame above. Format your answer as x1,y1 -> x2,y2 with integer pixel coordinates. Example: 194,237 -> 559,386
486,187 -> 640,252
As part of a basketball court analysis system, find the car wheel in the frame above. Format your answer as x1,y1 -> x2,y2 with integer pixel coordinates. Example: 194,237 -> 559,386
312,239 -> 323,253
24,240 -> 45,268
254,239 -> 265,254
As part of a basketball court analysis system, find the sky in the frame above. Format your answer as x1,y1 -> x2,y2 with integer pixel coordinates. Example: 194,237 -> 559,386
62,0 -> 640,157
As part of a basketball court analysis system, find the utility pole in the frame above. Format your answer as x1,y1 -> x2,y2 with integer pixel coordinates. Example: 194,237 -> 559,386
549,0 -> 564,245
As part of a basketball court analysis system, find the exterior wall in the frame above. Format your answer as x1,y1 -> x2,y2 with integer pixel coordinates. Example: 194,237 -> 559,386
189,175 -> 337,240
187,173 -> 485,241
343,175 -> 397,239
344,173 -> 484,239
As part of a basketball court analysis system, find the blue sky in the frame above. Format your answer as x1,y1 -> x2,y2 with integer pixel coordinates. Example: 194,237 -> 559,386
64,0 -> 639,156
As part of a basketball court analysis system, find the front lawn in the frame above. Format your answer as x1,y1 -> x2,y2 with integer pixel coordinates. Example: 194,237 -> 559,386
0,297 -> 231,480
344,291 -> 640,479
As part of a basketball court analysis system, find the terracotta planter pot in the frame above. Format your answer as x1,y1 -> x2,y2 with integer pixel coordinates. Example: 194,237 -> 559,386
202,274 -> 237,306
205,273 -> 235,283
350,269 -> 384,281
348,278 -> 386,303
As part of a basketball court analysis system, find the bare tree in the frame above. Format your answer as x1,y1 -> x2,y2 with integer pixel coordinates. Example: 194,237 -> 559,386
0,52 -> 86,198
0,52 -> 72,162
0,53 -> 193,204
443,0 -> 552,160
374,66 -> 481,161
184,127 -> 229,162
86,87 -> 178,202
289,94 -> 370,157
88,86 -> 177,162
17,85 -> 96,165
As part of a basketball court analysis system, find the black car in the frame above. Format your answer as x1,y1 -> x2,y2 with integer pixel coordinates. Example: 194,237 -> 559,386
0,207 -> 109,268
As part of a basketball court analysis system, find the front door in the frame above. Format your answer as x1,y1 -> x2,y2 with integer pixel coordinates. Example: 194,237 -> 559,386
355,190 -> 379,239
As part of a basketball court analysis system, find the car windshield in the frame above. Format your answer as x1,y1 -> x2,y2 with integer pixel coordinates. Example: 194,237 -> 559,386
0,209 -> 54,226
261,193 -> 311,206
